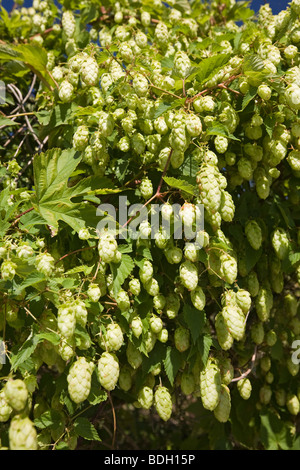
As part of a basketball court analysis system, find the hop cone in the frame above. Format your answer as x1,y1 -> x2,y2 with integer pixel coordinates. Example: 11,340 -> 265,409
213,384 -> 231,423
154,386 -> 172,421
67,357 -> 94,404
98,352 -> 119,391
200,359 -> 221,411
9,416 -> 38,450
4,379 -> 28,412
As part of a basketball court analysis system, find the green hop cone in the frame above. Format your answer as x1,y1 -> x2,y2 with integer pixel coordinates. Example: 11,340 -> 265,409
128,278 -> 141,296
149,314 -> 163,334
0,390 -> 12,422
236,289 -> 252,314
213,384 -> 231,423
190,286 -> 206,311
154,386 -> 172,421
100,323 -> 124,352
137,386 -> 154,409
180,371 -> 195,396
139,176 -> 153,199
219,357 -> 234,385
57,305 -> 76,339
237,378 -> 252,400
118,365 -> 133,392
251,322 -> 265,345
67,357 -> 94,404
98,232 -> 118,264
4,379 -> 28,412
179,260 -> 198,291
215,312 -> 234,351
126,341 -> 143,369
222,305 -> 245,341
98,352 -> 119,391
219,253 -> 237,285
259,384 -> 272,405
81,57 -> 99,86
219,190 -> 235,222
286,393 -> 300,416
271,228 -> 290,260
200,358 -> 221,411
174,326 -> 190,352
9,416 -> 38,450
255,286 -> 273,322
72,125 -> 89,151
62,10 -> 75,38
58,80 -> 74,102
245,220 -> 262,250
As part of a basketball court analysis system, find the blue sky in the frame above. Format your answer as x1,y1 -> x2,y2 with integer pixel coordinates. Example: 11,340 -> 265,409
0,0 -> 291,15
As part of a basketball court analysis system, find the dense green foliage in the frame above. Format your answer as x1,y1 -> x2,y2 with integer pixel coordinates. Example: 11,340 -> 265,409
1,0 -> 300,450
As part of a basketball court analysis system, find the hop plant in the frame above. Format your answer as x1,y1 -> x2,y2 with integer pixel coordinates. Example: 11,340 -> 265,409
180,371 -> 195,396
100,323 -> 124,351
9,416 -> 38,450
139,176 -> 153,199
73,125 -> 89,151
80,57 -> 99,86
190,286 -> 206,311
67,357 -> 94,404
137,386 -> 154,409
0,390 -> 12,422
98,352 -> 119,391
245,220 -> 262,250
154,386 -> 172,421
57,305 -> 76,339
174,51 -> 191,78
271,228 -> 290,260
58,80 -> 74,102
237,378 -> 252,400
1,260 -> 17,281
62,10 -> 76,38
174,326 -> 190,352
179,260 -> 198,291
4,379 -> 28,412
200,359 -> 221,411
98,232 -> 118,263
213,384 -> 231,423
222,305 -> 245,341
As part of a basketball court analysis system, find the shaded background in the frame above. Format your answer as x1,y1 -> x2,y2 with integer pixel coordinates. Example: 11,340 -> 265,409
0,0 -> 291,14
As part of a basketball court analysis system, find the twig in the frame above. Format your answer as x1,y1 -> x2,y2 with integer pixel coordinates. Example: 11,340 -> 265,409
108,392 -> 117,450
231,346 -> 257,383
11,207 -> 34,226
54,245 -> 96,265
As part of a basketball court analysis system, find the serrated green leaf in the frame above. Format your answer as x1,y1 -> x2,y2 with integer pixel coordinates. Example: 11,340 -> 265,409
110,254 -> 135,296
206,124 -> 240,141
239,85 -> 257,112
32,148 -> 87,232
183,304 -> 205,344
34,410 -> 63,430
163,176 -> 197,196
74,417 -> 101,441
197,334 -> 212,367
10,336 -> 40,371
195,53 -> 231,85
163,346 -> 184,386
154,102 -> 172,119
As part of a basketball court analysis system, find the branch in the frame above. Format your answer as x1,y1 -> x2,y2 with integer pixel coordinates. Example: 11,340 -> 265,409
231,346 -> 257,383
